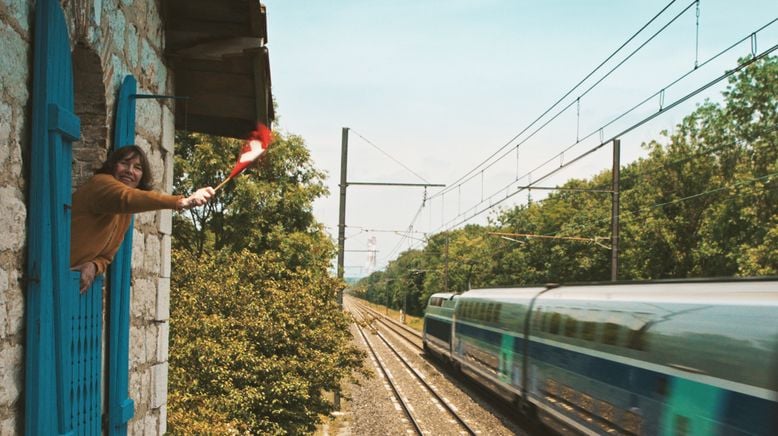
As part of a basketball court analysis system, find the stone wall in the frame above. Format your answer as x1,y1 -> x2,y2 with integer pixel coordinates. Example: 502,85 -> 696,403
0,0 -> 32,433
0,0 -> 175,434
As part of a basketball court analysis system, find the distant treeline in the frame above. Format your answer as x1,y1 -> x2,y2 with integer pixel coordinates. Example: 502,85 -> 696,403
352,56 -> 777,317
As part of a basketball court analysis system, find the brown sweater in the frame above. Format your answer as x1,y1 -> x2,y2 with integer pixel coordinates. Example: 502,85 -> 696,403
70,173 -> 183,274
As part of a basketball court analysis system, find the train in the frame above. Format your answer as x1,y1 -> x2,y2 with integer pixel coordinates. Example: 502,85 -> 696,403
421,279 -> 778,435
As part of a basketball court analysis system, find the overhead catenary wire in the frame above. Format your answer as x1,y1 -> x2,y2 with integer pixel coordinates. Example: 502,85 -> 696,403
432,0 -> 714,203
433,42 -> 777,233
350,129 -> 431,184
429,21 -> 778,231
429,0 -> 685,200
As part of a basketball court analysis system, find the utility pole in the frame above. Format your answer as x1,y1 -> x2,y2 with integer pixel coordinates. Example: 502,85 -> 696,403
444,234 -> 449,293
611,139 -> 620,281
337,127 -> 349,306
334,127 -> 348,411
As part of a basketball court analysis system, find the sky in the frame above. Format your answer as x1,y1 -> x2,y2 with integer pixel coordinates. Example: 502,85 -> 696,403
262,0 -> 778,277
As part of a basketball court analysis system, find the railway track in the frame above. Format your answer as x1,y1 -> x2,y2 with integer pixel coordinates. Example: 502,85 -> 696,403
347,297 -> 545,436
349,303 -> 479,435
357,303 -> 423,349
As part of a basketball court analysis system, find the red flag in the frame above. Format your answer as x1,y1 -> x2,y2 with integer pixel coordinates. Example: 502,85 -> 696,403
228,123 -> 273,179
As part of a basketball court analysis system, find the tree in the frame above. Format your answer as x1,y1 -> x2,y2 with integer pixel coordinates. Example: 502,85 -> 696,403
355,56 -> 776,299
168,129 -> 366,433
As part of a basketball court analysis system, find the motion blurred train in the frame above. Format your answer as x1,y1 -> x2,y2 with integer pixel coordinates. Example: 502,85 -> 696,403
422,279 -> 778,435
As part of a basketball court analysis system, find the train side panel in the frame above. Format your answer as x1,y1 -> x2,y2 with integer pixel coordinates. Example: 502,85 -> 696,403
450,281 -> 778,435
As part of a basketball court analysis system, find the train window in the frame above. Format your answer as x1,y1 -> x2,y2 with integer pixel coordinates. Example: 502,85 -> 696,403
541,311 -> 551,332
549,313 -> 561,335
494,304 -> 502,323
563,316 -> 577,337
602,323 -> 620,345
581,321 -> 596,341
627,327 -> 646,351
533,307 -> 543,330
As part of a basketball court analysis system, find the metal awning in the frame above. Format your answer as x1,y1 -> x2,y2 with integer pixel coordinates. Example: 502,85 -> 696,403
164,0 -> 273,139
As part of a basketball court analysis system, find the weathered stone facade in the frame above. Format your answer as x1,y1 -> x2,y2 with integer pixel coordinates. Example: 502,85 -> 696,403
0,0 -> 175,434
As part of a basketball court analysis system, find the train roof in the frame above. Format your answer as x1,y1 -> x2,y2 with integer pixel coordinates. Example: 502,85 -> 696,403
459,279 -> 778,306
428,292 -> 458,300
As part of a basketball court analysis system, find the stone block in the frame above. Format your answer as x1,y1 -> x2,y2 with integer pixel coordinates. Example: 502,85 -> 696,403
144,414 -> 156,435
127,23 -> 139,69
105,5 -> 126,54
131,415 -> 143,436
136,86 -> 162,140
158,404 -> 167,434
0,188 -> 26,251
162,149 -> 174,192
0,416 -> 17,436
0,22 -> 30,104
158,209 -> 172,236
156,322 -> 169,362
129,370 -> 142,407
0,268 -> 7,338
145,324 -> 157,365
131,229 -> 144,269
129,324 -> 147,366
133,366 -> 151,410
109,54 -> 128,107
150,362 -> 168,409
130,278 -> 154,320
6,0 -> 32,34
143,234 -> 161,275
161,106 -> 174,154
146,146 -> 165,191
155,277 -> 169,321
0,101 -> 11,160
159,234 -> 171,277
5,271 -> 23,337
136,209 -> 155,228
0,343 -> 22,406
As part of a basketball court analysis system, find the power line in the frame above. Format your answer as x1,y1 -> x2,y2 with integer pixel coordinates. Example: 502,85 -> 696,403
432,26 -> 778,230
433,43 -> 777,233
350,129 -> 430,183
430,0 -> 686,200
435,5 -> 773,206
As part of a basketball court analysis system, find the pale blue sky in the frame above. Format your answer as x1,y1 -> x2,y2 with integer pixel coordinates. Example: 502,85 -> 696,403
263,1 -> 778,275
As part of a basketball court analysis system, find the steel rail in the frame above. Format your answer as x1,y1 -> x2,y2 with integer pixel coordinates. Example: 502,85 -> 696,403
351,305 -> 478,436
352,312 -> 424,435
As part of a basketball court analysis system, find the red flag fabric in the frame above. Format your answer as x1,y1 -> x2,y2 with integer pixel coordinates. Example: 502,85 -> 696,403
228,124 -> 273,179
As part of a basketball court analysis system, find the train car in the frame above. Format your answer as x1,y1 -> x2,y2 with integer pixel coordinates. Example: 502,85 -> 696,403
448,279 -> 778,435
422,292 -> 457,362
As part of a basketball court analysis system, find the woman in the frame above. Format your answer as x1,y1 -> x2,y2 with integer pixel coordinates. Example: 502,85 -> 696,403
70,145 -> 214,292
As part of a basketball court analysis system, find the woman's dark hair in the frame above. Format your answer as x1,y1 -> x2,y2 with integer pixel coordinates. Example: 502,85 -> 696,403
96,145 -> 154,191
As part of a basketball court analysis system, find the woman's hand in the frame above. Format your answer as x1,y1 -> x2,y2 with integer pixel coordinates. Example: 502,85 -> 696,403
177,187 -> 215,209
73,262 -> 97,293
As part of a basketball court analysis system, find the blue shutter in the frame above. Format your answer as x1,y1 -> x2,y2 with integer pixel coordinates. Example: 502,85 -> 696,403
107,75 -> 137,435
25,0 -> 83,434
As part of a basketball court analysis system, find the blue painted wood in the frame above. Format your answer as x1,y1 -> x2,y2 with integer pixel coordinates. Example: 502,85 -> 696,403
108,75 -> 138,436
25,0 -> 81,434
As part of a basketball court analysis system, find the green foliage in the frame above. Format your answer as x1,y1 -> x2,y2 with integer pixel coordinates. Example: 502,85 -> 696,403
168,130 -> 366,433
355,56 -> 777,316
168,249 -> 366,434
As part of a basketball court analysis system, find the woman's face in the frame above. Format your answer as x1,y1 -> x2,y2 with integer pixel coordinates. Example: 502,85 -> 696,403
113,154 -> 143,188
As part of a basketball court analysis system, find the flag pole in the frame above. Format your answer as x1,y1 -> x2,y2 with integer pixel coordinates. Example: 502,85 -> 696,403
214,176 -> 233,192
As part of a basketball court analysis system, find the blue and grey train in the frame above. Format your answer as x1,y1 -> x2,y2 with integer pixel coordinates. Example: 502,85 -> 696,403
422,279 -> 778,435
